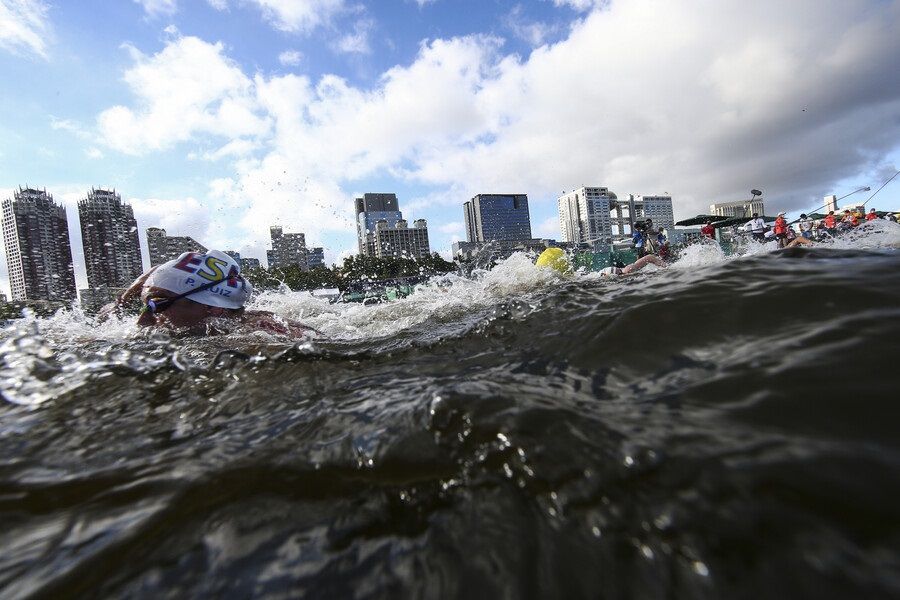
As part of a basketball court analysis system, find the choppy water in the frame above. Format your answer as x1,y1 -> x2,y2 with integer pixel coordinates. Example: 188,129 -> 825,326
2,221 -> 900,599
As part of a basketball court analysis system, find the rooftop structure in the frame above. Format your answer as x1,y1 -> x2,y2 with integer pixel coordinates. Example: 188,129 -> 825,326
2,187 -> 77,302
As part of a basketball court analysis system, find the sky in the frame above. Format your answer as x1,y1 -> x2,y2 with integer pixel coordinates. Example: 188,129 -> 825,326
1,0 -> 900,295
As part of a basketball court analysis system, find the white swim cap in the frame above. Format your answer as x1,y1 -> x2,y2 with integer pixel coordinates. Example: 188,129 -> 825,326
144,250 -> 252,309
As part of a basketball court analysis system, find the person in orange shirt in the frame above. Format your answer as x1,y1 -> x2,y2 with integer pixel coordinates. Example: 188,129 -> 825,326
823,210 -> 837,237
866,208 -> 878,221
773,212 -> 788,247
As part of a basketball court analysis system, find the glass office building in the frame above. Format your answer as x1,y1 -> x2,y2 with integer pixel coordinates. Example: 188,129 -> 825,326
463,194 -> 532,243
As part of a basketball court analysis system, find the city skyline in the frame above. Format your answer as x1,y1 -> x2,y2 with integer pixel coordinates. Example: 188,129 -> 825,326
2,0 -> 898,297
0,181 -> 674,299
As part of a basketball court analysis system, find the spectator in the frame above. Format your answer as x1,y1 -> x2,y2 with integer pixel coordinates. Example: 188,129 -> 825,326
773,212 -> 788,247
866,208 -> 878,221
798,213 -> 814,239
747,212 -> 766,241
700,220 -> 715,239
823,211 -> 838,237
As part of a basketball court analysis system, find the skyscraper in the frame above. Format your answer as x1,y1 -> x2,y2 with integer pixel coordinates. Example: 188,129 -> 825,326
1,187 -> 77,302
632,195 -> 675,233
557,187 -> 614,245
78,188 -> 143,288
307,247 -> 325,269
463,194 -> 532,243
146,227 -> 207,266
355,193 -> 403,256
267,226 -> 310,269
373,219 -> 430,259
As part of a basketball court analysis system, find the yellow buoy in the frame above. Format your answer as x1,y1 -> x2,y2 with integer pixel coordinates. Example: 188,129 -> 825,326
535,247 -> 572,274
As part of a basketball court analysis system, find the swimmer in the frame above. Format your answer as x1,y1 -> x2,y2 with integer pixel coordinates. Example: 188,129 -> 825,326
598,254 -> 666,277
784,236 -> 814,248
101,250 -> 317,337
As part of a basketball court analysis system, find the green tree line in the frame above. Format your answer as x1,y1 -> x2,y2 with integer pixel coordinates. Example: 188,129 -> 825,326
243,253 -> 458,292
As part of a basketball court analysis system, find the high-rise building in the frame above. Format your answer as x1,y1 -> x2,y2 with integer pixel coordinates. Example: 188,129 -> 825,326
557,187 -> 614,245
632,195 -> 675,232
267,226 -> 311,269
146,227 -> 207,266
307,247 -> 325,269
373,219 -> 430,259
1,187 -> 77,302
78,188 -> 143,289
710,198 -> 765,218
464,194 -> 532,243
355,193 -> 403,256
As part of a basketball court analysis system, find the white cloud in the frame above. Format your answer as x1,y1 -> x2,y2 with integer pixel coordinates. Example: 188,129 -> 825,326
97,35 -> 269,155
504,5 -> 559,47
413,0 -> 437,6
134,0 -> 178,17
332,18 -> 373,55
552,0 -> 601,11
86,147 -> 104,159
207,0 -> 228,9
94,0 -> 900,257
278,49 -> 303,66
249,0 -> 346,34
0,0 -> 51,59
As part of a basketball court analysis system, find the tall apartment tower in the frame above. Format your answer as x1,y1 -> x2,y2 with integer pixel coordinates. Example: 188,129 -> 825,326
355,193 -> 403,256
632,195 -> 675,232
1,187 -> 77,301
373,218 -> 430,259
146,227 -> 207,266
557,187 -> 614,245
463,194 -> 532,243
78,188 -> 143,288
267,226 -> 310,269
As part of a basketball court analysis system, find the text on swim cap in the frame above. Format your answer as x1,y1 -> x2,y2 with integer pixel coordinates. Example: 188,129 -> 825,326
173,253 -> 242,288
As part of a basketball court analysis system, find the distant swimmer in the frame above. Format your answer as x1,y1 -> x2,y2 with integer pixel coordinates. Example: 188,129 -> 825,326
598,255 -> 666,277
101,250 -> 317,336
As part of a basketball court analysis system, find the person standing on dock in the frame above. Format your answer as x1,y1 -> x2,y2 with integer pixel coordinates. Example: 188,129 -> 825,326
748,213 -> 766,242
773,213 -> 788,248
798,214 -> 814,239
823,211 -> 838,237
866,208 -> 879,222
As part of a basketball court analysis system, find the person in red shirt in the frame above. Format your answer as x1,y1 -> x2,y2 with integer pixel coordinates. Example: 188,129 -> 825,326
773,212 -> 788,247
700,221 -> 715,239
823,211 -> 837,237
866,208 -> 878,221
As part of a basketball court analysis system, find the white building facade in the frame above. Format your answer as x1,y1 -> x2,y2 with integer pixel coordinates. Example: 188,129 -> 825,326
710,199 -> 765,218
557,187 -> 614,246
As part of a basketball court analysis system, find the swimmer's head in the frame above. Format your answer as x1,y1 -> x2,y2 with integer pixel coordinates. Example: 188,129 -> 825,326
139,250 -> 252,328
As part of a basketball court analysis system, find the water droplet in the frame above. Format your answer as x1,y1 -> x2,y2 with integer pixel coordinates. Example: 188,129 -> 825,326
693,561 -> 709,577
591,526 -> 601,537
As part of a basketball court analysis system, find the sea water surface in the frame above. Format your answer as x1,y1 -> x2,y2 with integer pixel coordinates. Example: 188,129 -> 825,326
1,222 -> 899,599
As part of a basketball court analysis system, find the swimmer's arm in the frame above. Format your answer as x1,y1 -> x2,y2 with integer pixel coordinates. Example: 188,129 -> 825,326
96,267 -> 158,321
243,310 -> 322,336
